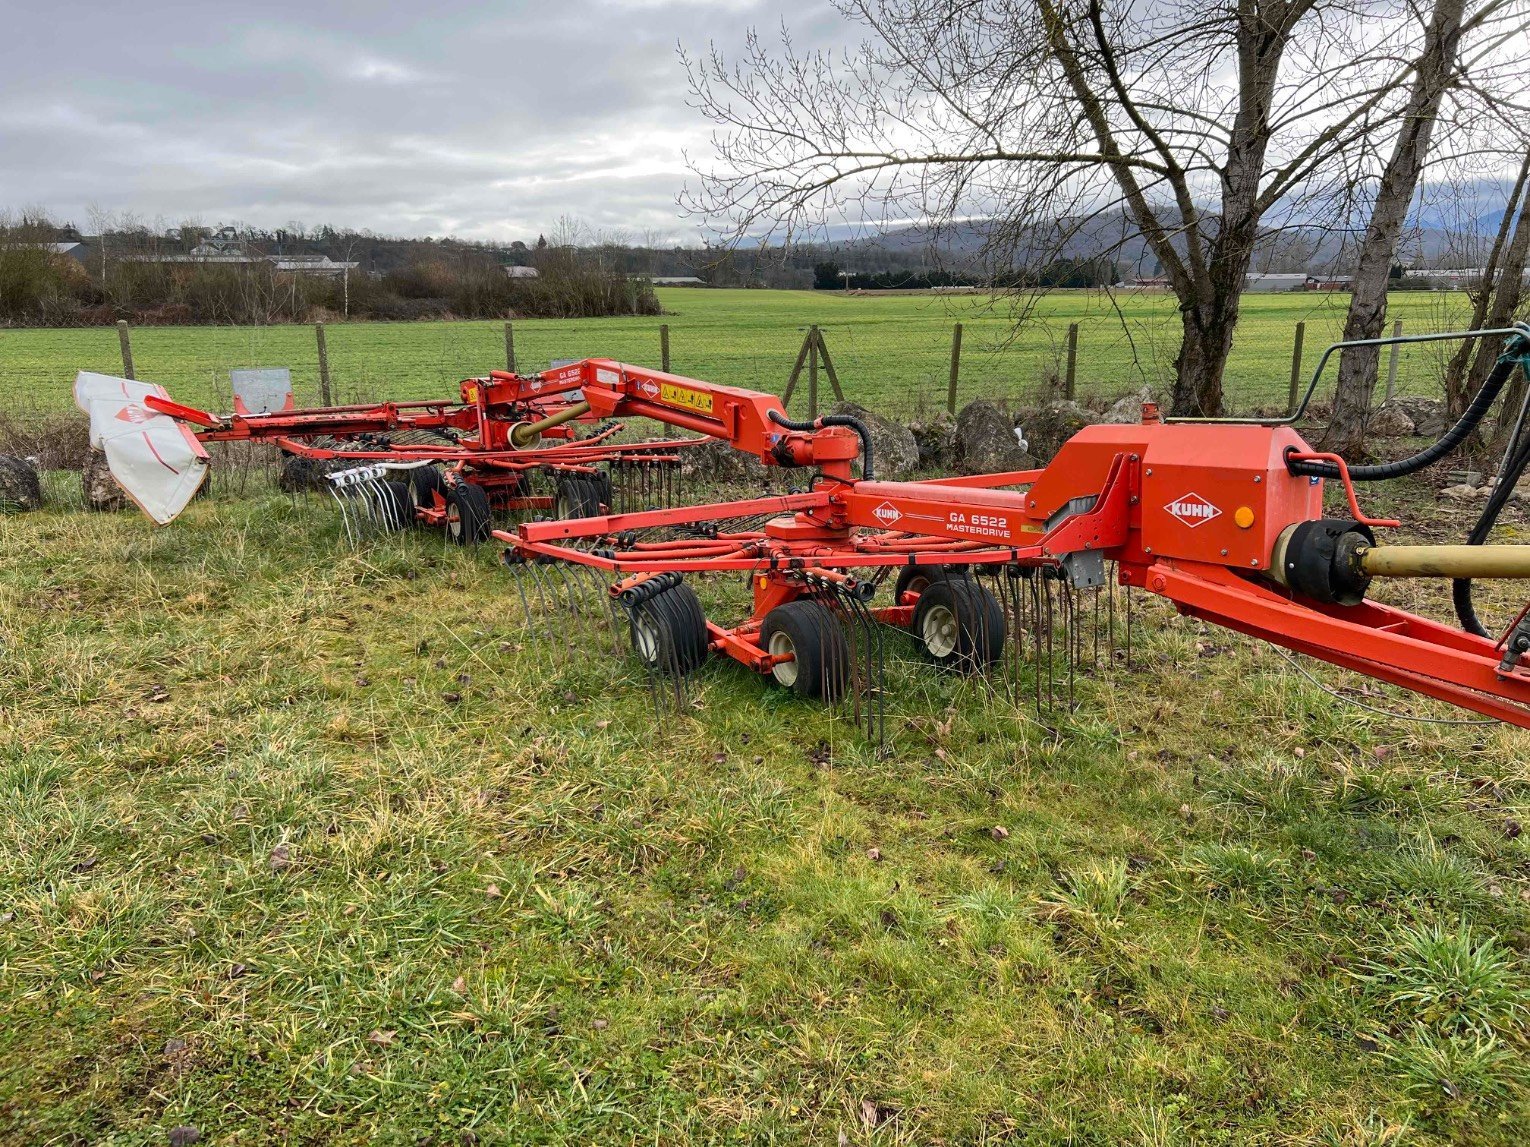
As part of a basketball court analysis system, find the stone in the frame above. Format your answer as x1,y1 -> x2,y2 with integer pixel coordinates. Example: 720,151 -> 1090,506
906,412 -> 957,470
1014,399 -> 1091,463
955,400 -> 1032,475
1440,484 -> 1479,500
679,437 -> 773,487
828,401 -> 919,479
1101,387 -> 1158,425
1367,402 -> 1416,438
1387,396 -> 1448,438
0,454 -> 43,511
82,449 -> 126,512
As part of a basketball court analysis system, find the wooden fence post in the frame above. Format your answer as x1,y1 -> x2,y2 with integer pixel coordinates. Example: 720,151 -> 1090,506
315,322 -> 332,406
1288,321 -> 1306,413
116,320 -> 135,380
660,324 -> 671,373
504,321 -> 516,374
782,328 -> 815,408
947,322 -> 963,414
808,324 -> 820,418
1064,323 -> 1079,400
1384,318 -> 1404,402
814,328 -> 845,405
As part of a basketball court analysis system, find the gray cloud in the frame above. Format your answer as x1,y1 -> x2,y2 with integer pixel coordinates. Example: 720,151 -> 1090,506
2,0 -> 842,241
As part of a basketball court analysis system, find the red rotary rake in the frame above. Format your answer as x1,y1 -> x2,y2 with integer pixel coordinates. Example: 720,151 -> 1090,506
499,326 -> 1530,737
73,362 -> 703,540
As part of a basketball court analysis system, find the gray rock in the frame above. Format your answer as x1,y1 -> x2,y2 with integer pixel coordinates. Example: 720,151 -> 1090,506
828,401 -> 919,479
1368,402 -> 1417,438
1440,483 -> 1480,500
1387,396 -> 1448,438
955,400 -> 1032,475
1101,387 -> 1158,425
679,437 -> 773,487
906,412 -> 957,470
0,454 -> 42,512
82,449 -> 126,512
1014,400 -> 1091,463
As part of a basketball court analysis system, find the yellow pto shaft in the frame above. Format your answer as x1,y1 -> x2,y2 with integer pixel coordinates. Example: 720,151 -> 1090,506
1356,544 -> 1530,579
510,400 -> 593,448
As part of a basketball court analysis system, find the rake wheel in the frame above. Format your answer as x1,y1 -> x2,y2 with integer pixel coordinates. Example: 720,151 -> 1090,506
444,482 -> 492,545
378,481 -> 415,531
627,582 -> 709,676
760,599 -> 851,702
555,475 -> 605,519
912,576 -> 1004,671
893,564 -> 972,604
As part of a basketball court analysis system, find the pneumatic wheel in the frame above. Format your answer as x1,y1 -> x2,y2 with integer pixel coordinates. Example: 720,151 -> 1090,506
555,475 -> 605,519
407,466 -> 446,512
911,576 -> 1004,671
759,599 -> 851,702
444,482 -> 492,545
893,564 -> 972,604
378,481 -> 415,531
628,583 -> 709,675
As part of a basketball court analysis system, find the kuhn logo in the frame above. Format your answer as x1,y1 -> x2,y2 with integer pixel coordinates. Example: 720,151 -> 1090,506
114,404 -> 153,424
872,501 -> 903,526
638,379 -> 661,398
1166,492 -> 1222,528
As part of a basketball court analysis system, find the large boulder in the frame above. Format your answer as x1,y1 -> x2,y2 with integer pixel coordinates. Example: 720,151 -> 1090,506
1014,399 -> 1092,463
906,412 -> 958,470
82,449 -> 126,512
680,437 -> 773,487
1386,396 -> 1447,438
1367,402 -> 1416,438
0,454 -> 42,511
1101,387 -> 1159,425
955,400 -> 1032,475
828,401 -> 919,479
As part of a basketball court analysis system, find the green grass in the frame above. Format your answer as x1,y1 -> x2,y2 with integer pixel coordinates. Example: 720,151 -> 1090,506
0,288 -> 1476,420
2,474 -> 1527,1144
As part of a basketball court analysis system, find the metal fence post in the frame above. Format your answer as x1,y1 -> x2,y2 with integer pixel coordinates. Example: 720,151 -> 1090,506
1064,322 -> 1079,400
1288,321 -> 1305,413
947,322 -> 963,414
315,322 -> 332,406
660,324 -> 671,373
116,320 -> 135,380
1384,318 -> 1404,401
504,321 -> 516,374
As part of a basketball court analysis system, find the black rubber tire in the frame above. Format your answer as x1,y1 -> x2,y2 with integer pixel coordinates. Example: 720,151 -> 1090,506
555,475 -> 604,519
893,564 -> 972,604
377,480 -> 415,531
759,599 -> 851,702
444,482 -> 492,545
407,466 -> 446,510
628,583 -> 709,676
911,576 -> 1004,671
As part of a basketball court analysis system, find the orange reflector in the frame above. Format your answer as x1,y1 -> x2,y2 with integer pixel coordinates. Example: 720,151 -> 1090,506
1234,506 -> 1256,529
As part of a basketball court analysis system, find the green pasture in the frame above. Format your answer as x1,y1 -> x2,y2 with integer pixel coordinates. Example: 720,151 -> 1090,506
0,288 -> 1475,420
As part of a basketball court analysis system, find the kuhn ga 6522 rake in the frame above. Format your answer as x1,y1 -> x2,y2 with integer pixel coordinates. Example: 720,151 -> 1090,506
73,361 -> 702,540
499,327 -> 1530,737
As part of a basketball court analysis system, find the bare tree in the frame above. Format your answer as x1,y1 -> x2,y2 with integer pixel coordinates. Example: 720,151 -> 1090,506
685,0 -> 1529,415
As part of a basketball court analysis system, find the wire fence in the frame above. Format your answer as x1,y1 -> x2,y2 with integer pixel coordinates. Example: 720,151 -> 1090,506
0,290 -> 1482,436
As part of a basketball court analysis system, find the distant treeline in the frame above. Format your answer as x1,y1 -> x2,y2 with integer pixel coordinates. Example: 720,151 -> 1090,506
812,256 -> 1119,291
0,215 -> 659,327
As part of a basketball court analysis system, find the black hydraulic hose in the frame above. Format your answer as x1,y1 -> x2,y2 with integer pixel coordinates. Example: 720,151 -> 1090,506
1286,342 -> 1528,482
768,409 -> 875,480
1453,406 -> 1530,637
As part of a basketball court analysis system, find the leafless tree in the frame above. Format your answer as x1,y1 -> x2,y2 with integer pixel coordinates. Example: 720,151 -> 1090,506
684,0 -> 1530,415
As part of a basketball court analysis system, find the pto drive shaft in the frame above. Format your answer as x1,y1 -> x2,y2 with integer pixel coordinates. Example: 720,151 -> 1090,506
1355,544 -> 1530,580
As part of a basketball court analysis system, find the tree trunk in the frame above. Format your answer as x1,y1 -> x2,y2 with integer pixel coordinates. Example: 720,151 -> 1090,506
1320,0 -> 1466,458
1171,295 -> 1242,416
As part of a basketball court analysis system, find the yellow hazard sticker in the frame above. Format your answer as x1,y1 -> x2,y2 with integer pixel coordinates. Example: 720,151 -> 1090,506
464,384 -> 479,403
661,382 -> 714,414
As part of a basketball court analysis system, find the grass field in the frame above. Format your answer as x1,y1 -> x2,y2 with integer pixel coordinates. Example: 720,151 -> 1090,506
2,468 -> 1528,1144
0,288 -> 1478,421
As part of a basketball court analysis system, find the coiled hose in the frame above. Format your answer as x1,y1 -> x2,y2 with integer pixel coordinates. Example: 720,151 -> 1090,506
768,409 -> 875,480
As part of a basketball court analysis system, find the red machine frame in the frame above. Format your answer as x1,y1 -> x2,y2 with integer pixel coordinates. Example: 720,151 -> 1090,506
498,358 -> 1530,729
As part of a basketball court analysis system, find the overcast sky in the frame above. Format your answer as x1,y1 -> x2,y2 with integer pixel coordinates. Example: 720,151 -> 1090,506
1,1 -> 846,242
